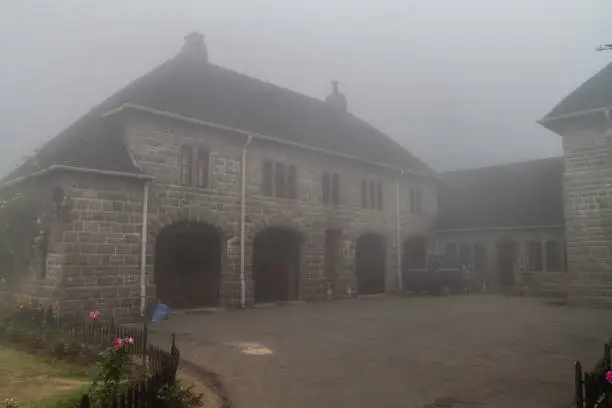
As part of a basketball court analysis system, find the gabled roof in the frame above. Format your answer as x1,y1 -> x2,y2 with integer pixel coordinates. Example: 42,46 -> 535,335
4,35 -> 434,183
543,61 -> 612,121
437,157 -> 564,230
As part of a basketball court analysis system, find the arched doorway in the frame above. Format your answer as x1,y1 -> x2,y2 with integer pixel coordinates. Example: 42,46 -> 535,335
355,234 -> 386,295
252,228 -> 301,303
497,240 -> 516,287
154,222 -> 222,308
402,236 -> 428,273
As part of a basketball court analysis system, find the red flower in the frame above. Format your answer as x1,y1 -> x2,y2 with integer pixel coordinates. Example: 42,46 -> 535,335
127,337 -> 135,345
607,371 -> 612,384
89,311 -> 100,320
114,338 -> 123,349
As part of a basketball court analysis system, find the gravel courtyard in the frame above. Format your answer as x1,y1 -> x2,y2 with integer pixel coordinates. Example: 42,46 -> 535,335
150,295 -> 612,408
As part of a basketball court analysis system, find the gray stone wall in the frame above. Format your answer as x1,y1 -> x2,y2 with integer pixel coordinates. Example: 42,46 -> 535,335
121,109 -> 437,308
50,172 -> 147,321
0,176 -> 66,307
561,123 -> 612,304
434,226 -> 567,294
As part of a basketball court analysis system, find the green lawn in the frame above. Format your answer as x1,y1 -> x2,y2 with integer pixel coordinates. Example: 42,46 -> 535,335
0,343 -> 89,408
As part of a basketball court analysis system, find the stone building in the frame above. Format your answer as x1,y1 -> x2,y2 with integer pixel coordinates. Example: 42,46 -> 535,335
539,60 -> 612,306
434,157 -> 567,294
0,33 -> 438,321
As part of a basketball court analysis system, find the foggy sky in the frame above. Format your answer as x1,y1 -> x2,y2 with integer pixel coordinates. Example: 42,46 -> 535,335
1,0 -> 611,175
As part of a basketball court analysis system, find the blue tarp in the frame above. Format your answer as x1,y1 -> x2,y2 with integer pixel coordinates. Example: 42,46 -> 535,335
152,303 -> 170,323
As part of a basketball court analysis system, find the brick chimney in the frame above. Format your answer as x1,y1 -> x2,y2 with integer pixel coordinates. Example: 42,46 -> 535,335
181,32 -> 208,62
325,80 -> 347,113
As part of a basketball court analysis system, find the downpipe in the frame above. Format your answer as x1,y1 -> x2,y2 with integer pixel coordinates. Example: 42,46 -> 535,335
240,135 -> 253,308
395,170 -> 404,292
140,181 -> 150,319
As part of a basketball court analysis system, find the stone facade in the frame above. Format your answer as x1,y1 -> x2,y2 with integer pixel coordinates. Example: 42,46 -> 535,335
555,116 -> 612,305
3,107 -> 437,321
434,226 -> 567,294
122,109 -> 437,312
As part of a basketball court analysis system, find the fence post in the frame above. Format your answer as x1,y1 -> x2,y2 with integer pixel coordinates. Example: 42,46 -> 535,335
79,395 -> 90,408
575,361 -> 584,408
143,322 -> 148,366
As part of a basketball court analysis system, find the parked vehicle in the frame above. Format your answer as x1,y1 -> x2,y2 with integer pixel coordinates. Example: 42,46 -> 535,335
403,254 -> 470,295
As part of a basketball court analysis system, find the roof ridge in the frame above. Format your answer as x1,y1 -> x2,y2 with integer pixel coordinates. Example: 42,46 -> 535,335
442,156 -> 563,175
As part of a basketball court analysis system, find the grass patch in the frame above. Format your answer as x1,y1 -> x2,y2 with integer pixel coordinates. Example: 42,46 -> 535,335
0,342 -> 89,408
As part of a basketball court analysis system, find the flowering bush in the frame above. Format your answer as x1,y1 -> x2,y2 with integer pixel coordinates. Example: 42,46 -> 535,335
89,336 -> 135,408
607,371 -> 612,384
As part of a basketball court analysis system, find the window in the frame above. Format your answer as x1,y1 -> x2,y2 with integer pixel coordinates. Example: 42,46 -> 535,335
322,172 -> 330,205
545,241 -> 561,272
410,188 -> 422,214
275,163 -> 286,198
527,241 -> 543,272
179,146 -> 193,186
368,181 -> 375,209
262,161 -> 297,199
445,243 -> 457,259
331,173 -> 340,206
287,165 -> 297,199
40,229 -> 48,279
361,178 -> 383,210
196,149 -> 209,189
376,181 -> 383,210
459,243 -> 472,266
474,243 -> 486,272
361,179 -> 367,208
262,161 -> 274,196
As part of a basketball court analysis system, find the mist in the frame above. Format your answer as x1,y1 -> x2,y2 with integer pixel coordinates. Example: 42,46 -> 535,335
1,0 -> 611,175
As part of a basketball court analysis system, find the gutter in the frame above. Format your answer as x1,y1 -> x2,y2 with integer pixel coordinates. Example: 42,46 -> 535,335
395,169 -> 404,292
538,105 -> 612,124
0,164 -> 153,189
102,103 -> 440,180
239,135 -> 253,308
139,181 -> 150,318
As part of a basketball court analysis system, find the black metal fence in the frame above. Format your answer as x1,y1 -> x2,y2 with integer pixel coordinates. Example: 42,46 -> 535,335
4,304 -> 180,408
575,343 -> 612,408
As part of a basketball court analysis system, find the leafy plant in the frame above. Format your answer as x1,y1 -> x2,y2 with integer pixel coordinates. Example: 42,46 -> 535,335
88,337 -> 135,408
155,380 -> 203,408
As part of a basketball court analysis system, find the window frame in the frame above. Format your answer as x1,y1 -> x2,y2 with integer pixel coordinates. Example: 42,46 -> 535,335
545,241 -> 562,272
376,181 -> 383,210
196,148 -> 210,189
331,173 -> 340,206
527,241 -> 543,272
262,161 -> 274,196
287,165 -> 297,199
322,172 -> 330,205
361,179 -> 367,208
179,146 -> 194,186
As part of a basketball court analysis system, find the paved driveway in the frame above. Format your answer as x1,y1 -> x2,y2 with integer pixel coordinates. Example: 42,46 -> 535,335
150,295 -> 612,408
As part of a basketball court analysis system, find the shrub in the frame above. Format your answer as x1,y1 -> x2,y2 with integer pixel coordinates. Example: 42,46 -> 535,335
155,380 -> 203,408
89,337 -> 135,408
